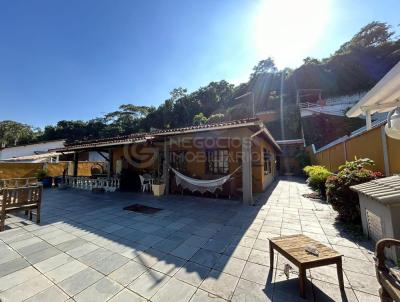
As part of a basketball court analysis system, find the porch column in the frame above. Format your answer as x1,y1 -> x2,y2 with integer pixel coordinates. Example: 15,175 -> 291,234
163,140 -> 170,194
380,126 -> 390,176
366,109 -> 372,130
108,148 -> 114,178
242,137 -> 253,205
73,152 -> 79,177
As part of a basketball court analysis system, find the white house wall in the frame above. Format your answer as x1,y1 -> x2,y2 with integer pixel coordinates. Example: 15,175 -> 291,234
0,140 -> 65,160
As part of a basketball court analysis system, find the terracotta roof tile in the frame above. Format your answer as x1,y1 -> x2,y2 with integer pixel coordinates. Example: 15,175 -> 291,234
53,118 -> 280,152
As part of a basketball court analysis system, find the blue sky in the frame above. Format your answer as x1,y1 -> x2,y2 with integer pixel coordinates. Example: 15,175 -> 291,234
0,0 -> 399,128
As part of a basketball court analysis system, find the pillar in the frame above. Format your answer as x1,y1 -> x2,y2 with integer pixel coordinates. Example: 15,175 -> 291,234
108,148 -> 114,178
380,126 -> 390,176
73,152 -> 79,177
163,140 -> 170,194
366,110 -> 372,130
242,137 -> 253,205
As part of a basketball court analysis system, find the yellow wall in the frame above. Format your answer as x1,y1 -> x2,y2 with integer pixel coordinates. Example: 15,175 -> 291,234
0,161 -> 104,179
310,125 -> 400,175
387,136 -> 400,174
0,163 -> 43,179
346,127 -> 385,172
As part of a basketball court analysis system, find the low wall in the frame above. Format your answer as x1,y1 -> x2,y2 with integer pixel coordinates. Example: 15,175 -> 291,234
0,162 -> 105,179
308,123 -> 400,175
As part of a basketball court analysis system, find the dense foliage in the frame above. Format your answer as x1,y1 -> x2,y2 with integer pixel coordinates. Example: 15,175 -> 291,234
303,165 -> 332,197
326,158 -> 378,223
1,21 -> 399,146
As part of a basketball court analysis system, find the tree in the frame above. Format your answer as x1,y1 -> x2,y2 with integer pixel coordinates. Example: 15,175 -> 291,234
0,121 -> 35,147
250,57 -> 277,79
207,113 -> 225,124
193,113 -> 207,125
104,104 -> 154,135
337,21 -> 394,54
169,87 -> 187,101
303,57 -> 320,64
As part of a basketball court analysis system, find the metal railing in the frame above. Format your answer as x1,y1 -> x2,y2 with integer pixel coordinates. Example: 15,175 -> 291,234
64,176 -> 120,192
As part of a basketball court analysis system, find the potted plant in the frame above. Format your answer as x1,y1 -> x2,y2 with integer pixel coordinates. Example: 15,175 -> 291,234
152,177 -> 165,196
36,168 -> 52,188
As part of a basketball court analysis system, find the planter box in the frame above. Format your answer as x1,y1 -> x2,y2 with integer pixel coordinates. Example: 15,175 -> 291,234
152,184 -> 165,197
40,177 -> 53,188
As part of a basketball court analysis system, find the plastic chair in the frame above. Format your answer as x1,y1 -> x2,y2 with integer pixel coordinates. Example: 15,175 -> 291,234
139,175 -> 150,192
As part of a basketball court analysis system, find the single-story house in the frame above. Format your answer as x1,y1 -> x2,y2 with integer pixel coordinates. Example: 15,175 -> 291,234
53,118 -> 281,204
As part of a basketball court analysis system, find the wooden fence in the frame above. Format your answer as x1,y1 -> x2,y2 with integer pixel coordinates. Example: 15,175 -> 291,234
307,123 -> 400,175
0,162 -> 105,179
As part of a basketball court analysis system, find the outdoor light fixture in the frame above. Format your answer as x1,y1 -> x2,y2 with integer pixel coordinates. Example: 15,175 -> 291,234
385,107 -> 400,140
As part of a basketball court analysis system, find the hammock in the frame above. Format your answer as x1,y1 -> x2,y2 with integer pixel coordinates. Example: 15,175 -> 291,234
170,166 -> 241,194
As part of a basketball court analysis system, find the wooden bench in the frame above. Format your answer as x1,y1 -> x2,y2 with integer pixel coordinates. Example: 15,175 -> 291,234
375,238 -> 400,302
270,234 -> 344,298
0,186 -> 43,231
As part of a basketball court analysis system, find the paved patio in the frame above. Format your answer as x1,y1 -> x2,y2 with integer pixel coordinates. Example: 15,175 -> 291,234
0,178 -> 380,302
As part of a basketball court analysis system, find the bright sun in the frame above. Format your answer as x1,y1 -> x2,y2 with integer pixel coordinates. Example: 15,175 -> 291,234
252,0 -> 332,69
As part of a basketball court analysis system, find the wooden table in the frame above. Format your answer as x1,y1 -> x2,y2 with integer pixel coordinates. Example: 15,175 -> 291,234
269,234 -> 344,298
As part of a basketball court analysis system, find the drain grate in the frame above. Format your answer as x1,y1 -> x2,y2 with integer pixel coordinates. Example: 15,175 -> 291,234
123,204 -> 163,214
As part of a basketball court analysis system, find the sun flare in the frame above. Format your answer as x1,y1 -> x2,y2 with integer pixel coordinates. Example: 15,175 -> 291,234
252,0 -> 332,68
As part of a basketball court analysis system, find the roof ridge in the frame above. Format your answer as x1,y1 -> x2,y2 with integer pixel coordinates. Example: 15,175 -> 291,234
64,118 -> 260,146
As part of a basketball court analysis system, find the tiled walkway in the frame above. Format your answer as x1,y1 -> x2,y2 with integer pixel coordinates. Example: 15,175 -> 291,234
0,178 -> 380,301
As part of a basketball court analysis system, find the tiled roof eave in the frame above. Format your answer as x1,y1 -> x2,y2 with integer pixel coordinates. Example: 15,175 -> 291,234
51,118 -> 281,153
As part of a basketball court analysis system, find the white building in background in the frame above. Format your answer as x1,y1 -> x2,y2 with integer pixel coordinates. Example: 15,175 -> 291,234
0,140 -> 66,161
0,139 -> 107,163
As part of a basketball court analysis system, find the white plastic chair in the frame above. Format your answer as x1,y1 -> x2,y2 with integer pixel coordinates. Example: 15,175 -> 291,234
139,175 -> 150,192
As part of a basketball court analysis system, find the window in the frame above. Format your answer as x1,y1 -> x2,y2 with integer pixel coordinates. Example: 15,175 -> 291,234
206,149 -> 229,175
264,148 -> 272,174
170,151 -> 187,171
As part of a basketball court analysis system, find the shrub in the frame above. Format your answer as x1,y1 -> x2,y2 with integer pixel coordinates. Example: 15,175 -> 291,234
303,165 -> 332,197
295,150 -> 311,170
326,158 -> 377,223
35,168 -> 48,180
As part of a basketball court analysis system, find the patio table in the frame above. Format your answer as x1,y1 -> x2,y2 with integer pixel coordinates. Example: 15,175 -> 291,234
269,234 -> 344,298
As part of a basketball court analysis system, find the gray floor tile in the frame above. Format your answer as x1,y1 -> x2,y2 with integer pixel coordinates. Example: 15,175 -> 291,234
171,244 -> 200,260
175,261 -> 211,287
74,277 -> 123,302
0,257 -> 30,278
24,246 -> 63,264
109,260 -> 148,286
0,266 -> 41,292
25,285 -> 70,302
213,254 -> 246,277
152,278 -> 196,302
200,269 -> 239,300
46,259 -> 88,283
152,254 -> 187,276
189,289 -> 227,302
232,278 -> 272,302
89,253 -> 129,275
128,269 -> 170,299
190,249 -> 221,268
58,267 -> 104,296
108,288 -> 146,302
0,274 -> 53,302
34,253 -> 73,273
